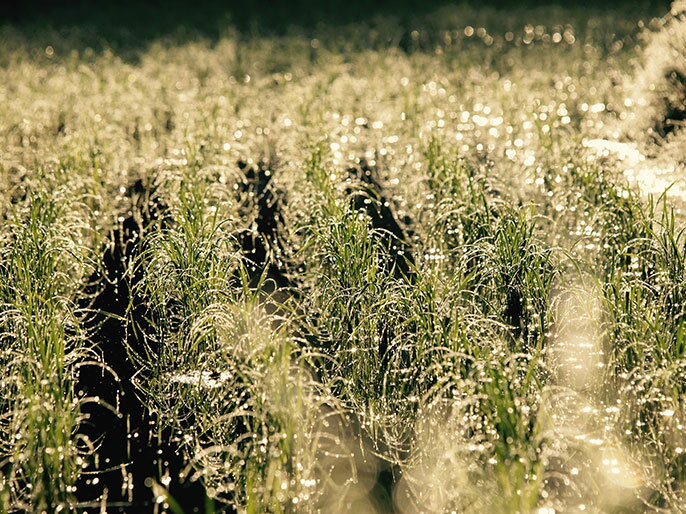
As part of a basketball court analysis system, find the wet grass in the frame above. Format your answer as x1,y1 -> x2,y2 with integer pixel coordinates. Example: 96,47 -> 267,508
1,2 -> 686,513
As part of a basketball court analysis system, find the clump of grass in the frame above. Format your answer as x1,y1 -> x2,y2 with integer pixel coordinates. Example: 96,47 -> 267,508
151,302 -> 332,511
532,144 -> 686,511
0,178 -> 100,511
592,193 -> 686,510
300,147 -> 400,401
423,137 -> 559,352
400,353 -> 547,513
398,139 -> 561,511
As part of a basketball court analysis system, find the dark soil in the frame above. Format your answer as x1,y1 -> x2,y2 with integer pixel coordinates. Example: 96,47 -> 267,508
235,160 -> 293,291
347,158 -> 415,279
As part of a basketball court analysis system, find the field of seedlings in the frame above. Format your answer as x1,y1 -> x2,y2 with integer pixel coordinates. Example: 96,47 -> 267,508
2,0 -> 686,512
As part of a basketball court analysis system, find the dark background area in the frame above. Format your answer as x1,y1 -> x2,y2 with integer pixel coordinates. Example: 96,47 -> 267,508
0,0 -> 672,45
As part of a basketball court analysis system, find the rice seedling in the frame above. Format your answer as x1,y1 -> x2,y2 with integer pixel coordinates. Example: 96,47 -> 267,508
0,172 -> 101,511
